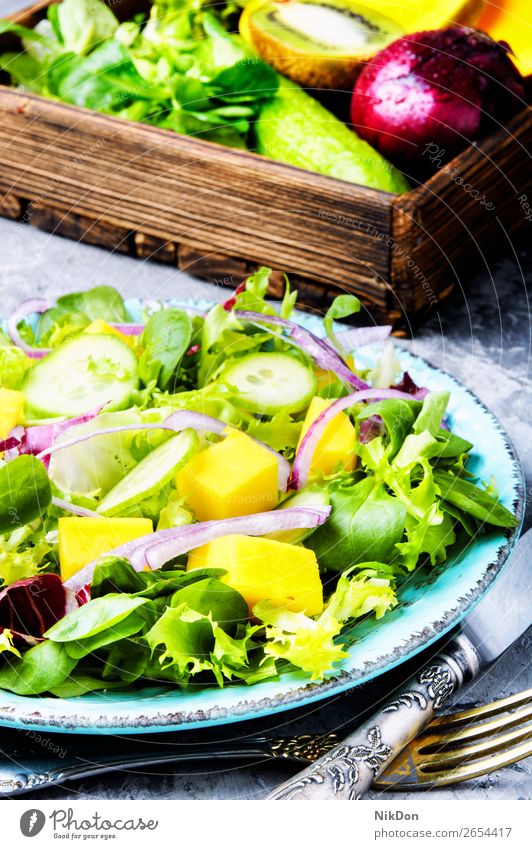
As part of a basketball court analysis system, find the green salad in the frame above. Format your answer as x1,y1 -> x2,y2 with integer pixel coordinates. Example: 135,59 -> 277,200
0,272 -> 517,697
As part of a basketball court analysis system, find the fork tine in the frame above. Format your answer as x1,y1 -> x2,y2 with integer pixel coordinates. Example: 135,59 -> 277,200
414,722 -> 532,767
376,738 -> 532,789
425,688 -> 532,730
417,704 -> 532,749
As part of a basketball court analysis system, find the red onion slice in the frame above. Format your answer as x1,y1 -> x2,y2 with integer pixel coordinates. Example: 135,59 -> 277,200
38,410 -> 291,491
334,325 -> 392,350
7,298 -> 52,358
109,323 -> 144,336
291,388 -> 417,490
51,497 -> 100,518
63,505 -> 331,591
234,311 -> 369,390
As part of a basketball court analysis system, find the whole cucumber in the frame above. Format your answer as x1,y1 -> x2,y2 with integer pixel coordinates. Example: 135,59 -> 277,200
254,78 -> 410,193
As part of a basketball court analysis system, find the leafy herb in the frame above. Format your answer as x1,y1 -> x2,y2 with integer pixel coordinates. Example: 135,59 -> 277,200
139,308 -> 193,390
0,456 -> 51,535
323,295 -> 361,355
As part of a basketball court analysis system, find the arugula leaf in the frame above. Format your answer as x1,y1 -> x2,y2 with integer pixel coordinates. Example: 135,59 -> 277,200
307,479 -> 406,572
45,595 -> 148,642
434,472 -> 518,528
323,295 -> 361,355
0,456 -> 52,535
0,639 -> 76,695
139,308 -> 192,390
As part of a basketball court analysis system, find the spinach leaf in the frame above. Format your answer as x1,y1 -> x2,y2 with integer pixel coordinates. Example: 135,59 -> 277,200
0,640 -> 76,695
0,456 -> 51,535
44,595 -> 147,642
64,610 -> 147,660
102,637 -> 151,684
49,674 -> 125,698
90,557 -> 225,600
170,579 -> 248,635
139,308 -> 193,390
308,479 -> 406,572
434,472 -> 518,528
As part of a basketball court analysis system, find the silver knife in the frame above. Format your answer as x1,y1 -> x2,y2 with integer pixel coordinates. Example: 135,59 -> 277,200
267,527 -> 532,800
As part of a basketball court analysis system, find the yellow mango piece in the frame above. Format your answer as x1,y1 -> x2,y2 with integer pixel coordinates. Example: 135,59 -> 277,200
176,431 -> 278,521
58,517 -> 153,581
0,388 -> 25,440
187,534 -> 323,615
297,396 -> 357,476
84,320 -> 132,346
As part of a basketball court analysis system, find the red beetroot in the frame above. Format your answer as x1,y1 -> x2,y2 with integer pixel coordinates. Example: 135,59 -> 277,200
350,27 -> 526,174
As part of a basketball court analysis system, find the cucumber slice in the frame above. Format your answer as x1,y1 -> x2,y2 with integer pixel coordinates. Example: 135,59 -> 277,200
23,334 -> 138,419
265,486 -> 330,544
220,352 -> 317,415
97,429 -> 198,517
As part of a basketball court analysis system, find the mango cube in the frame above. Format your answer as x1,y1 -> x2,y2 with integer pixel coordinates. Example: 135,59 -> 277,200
84,320 -> 132,346
297,396 -> 357,476
58,517 -> 153,581
187,534 -> 323,615
0,388 -> 25,440
176,431 -> 278,521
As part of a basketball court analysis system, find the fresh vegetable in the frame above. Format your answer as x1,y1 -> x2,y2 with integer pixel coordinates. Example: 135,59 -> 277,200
220,351 -> 317,415
187,533 -> 324,615
23,333 -> 139,419
0,275 -> 519,696
0,455 -> 51,535
0,574 -> 78,646
240,0 -> 403,90
297,396 -> 358,477
0,388 -> 25,442
58,517 -> 153,581
351,26 -> 526,174
98,430 -> 198,517
0,0 -> 279,150
255,77 -> 410,191
176,429 -> 280,521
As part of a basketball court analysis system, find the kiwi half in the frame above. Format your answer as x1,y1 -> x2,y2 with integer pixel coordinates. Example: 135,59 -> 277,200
239,0 -> 404,90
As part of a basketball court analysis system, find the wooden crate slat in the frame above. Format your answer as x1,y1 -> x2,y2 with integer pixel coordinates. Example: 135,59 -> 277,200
1,0 -> 531,328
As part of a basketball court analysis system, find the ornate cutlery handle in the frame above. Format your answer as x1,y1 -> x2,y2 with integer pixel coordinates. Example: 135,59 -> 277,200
267,634 -> 480,800
0,732 -> 340,796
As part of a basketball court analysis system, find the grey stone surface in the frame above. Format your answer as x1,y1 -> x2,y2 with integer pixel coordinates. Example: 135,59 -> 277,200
0,0 -> 530,800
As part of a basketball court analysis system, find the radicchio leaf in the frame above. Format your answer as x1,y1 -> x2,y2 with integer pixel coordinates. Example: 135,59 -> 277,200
0,574 -> 78,646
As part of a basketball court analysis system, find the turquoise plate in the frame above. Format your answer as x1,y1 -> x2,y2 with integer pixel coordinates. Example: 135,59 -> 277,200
0,300 -> 525,734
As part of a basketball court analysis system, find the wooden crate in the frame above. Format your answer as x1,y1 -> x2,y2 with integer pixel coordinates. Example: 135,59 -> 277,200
0,0 -> 530,327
